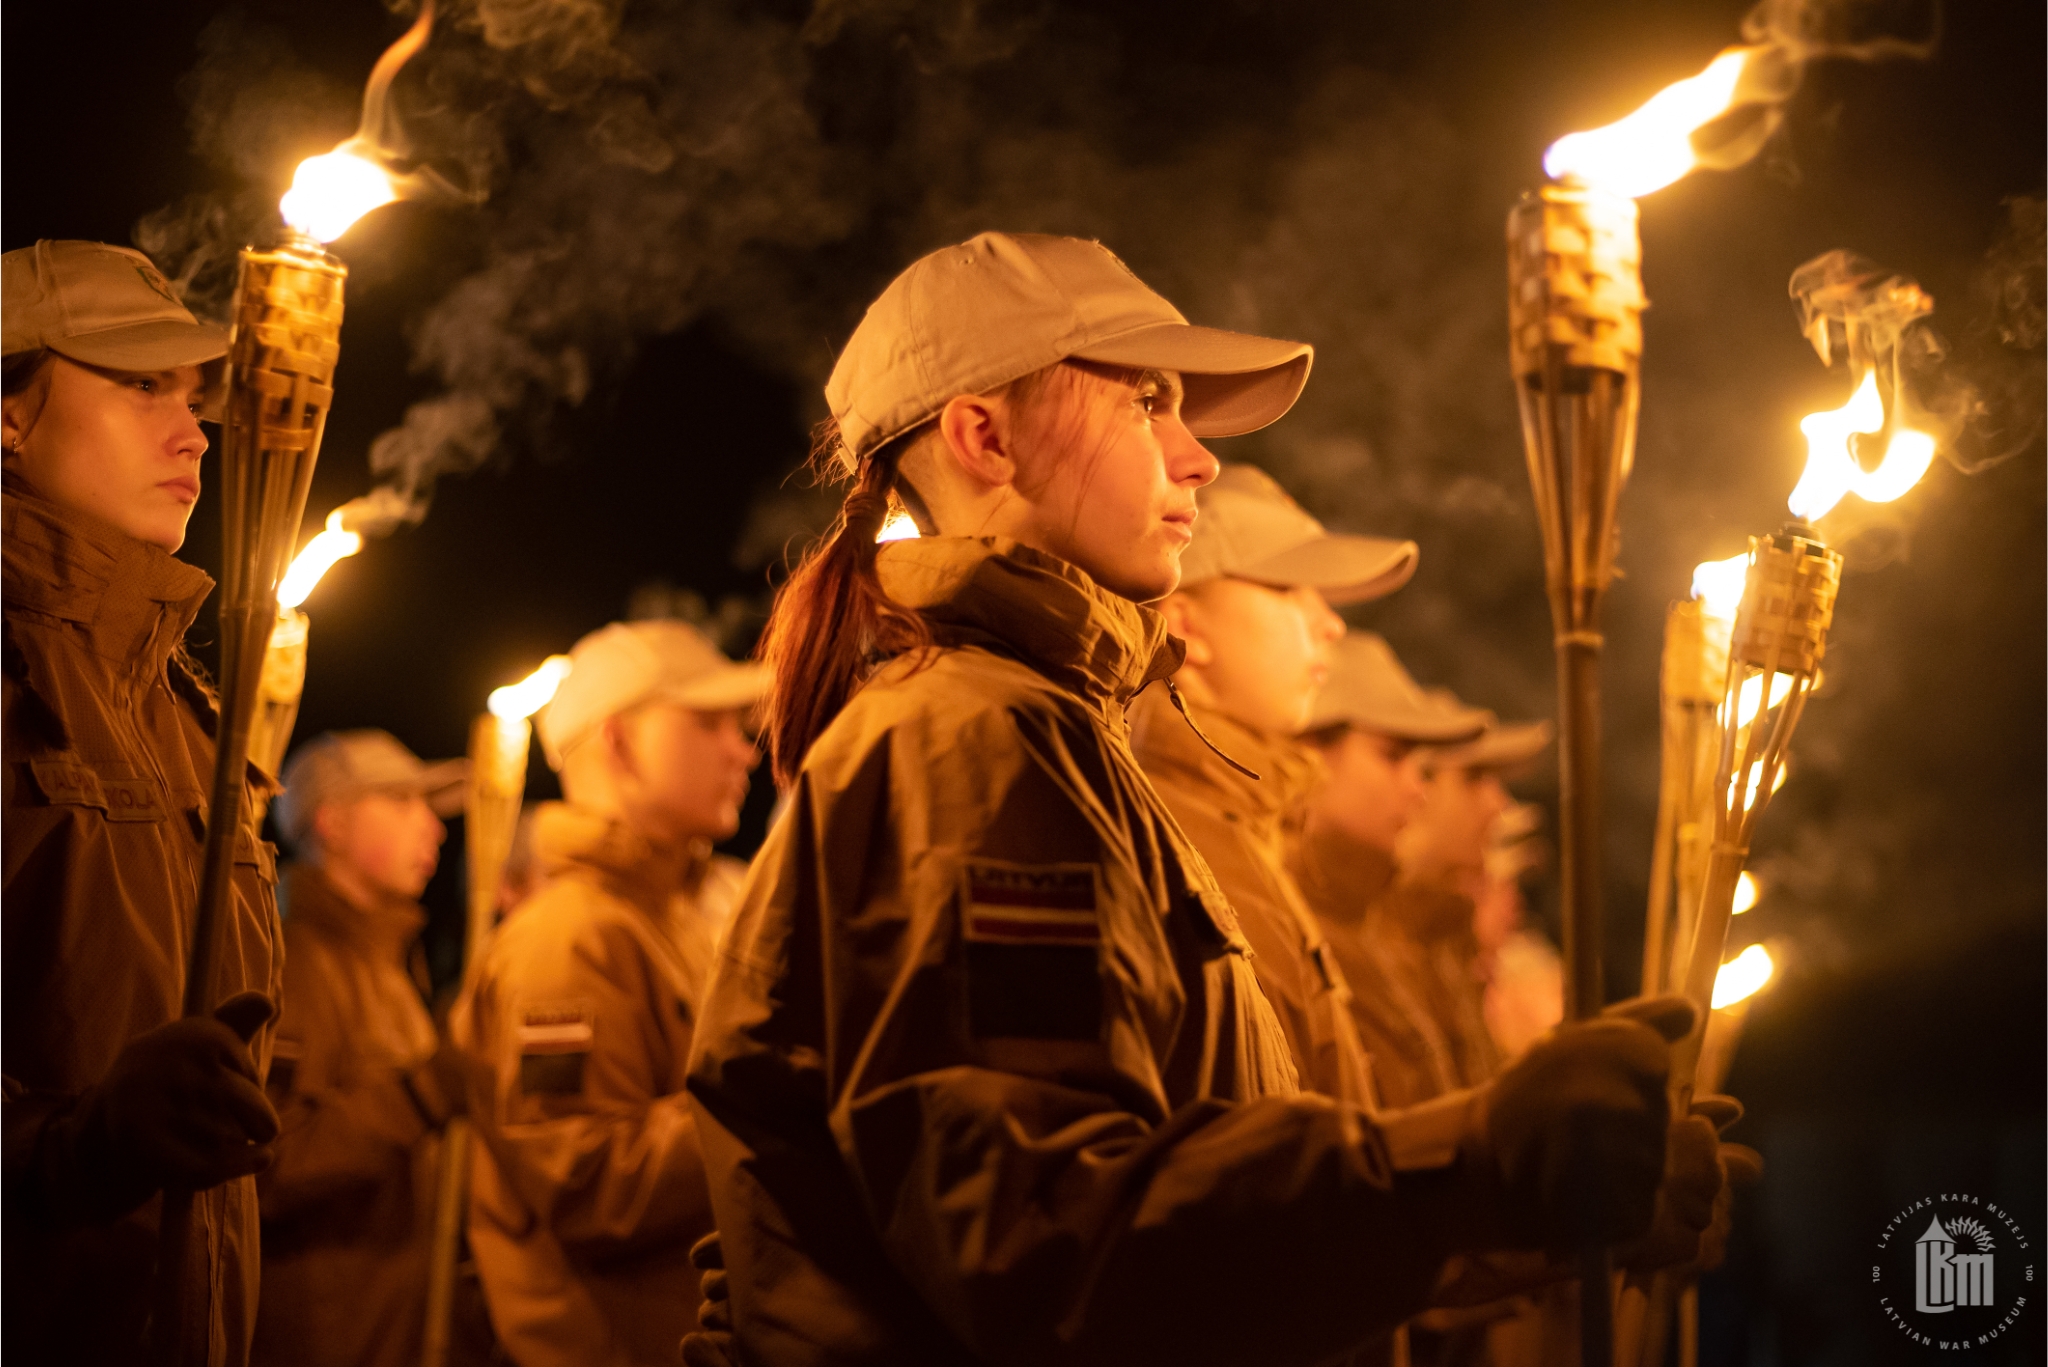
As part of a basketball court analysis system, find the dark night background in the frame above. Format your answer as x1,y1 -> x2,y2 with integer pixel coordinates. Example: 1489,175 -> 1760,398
5,0 -> 2042,1360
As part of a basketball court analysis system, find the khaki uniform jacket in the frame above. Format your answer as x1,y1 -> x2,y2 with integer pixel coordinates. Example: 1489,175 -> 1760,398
253,864 -> 444,1367
1,481 -> 284,1366
1130,690 -> 1377,1110
455,802 -> 740,1367
687,538 -> 1470,1367
1292,824 -> 1499,1111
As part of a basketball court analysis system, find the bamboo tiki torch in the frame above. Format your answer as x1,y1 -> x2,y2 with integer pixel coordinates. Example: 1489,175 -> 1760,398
1671,526 -> 1839,1095
421,656 -> 571,1367
247,511 -> 366,790
1508,178 -> 1644,1365
152,229 -> 346,1367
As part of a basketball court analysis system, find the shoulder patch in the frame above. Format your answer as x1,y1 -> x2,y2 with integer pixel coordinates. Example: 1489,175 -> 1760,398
517,1002 -> 593,1097
960,860 -> 1103,1042
962,860 -> 1099,946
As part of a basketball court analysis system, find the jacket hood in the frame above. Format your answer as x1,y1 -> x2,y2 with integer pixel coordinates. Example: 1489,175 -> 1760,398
2,477 -> 213,680
283,862 -> 427,963
875,536 -> 1183,715
529,801 -> 711,911
1129,687 -> 1320,832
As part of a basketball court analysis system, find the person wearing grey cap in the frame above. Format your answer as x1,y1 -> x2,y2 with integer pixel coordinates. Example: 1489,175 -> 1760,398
1,241 -> 280,1366
253,731 -> 472,1367
452,619 -> 767,1367
684,231 -> 1703,1367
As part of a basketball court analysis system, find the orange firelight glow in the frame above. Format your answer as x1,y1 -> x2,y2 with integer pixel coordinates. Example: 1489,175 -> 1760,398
488,656 -> 573,720
1786,369 -> 1938,522
1543,47 -> 1756,198
875,509 -> 919,543
1691,552 -> 1749,624
280,147 -> 399,244
1712,942 -> 1775,1009
277,510 -> 363,609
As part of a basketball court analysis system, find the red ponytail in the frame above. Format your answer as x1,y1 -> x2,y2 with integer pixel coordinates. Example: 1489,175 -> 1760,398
756,432 -> 930,789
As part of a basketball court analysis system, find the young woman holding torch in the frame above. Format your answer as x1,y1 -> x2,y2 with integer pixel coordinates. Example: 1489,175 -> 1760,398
1,241 -> 283,1365
684,231 -> 1698,1366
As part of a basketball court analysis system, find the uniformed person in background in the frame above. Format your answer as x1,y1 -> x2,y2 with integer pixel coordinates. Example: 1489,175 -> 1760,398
2,240 -> 283,1365
1291,632 -> 1497,1110
1134,463 -> 1419,1109
684,231 -> 1707,1367
253,730 -> 471,1367
454,619 -> 767,1367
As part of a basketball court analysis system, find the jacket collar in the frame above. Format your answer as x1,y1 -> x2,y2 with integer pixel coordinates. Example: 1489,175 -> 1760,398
1130,687 -> 1320,833
529,801 -> 708,913
874,537 -> 1184,716
2,477 -> 213,676
1290,818 -> 1400,927
284,862 -> 428,962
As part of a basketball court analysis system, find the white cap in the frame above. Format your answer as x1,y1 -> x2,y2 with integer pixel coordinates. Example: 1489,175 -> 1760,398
538,620 -> 771,769
274,730 -> 466,848
1180,465 -> 1419,606
826,232 -> 1314,467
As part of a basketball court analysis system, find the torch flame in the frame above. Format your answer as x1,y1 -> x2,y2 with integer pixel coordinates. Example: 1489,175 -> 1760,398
1690,552 -> 1749,624
277,510 -> 364,609
280,148 -> 400,245
488,656 -> 573,720
1732,869 -> 1760,915
875,509 -> 920,543
1786,369 -> 1937,522
1711,941 -> 1775,1009
1543,47 -> 1755,199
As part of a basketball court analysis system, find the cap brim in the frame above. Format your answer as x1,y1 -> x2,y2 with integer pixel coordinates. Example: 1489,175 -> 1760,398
1309,697 -> 1492,744
415,759 -> 471,817
51,319 -> 230,373
1071,322 -> 1313,438
1431,720 -> 1555,773
1238,533 -> 1419,606
657,661 -> 773,713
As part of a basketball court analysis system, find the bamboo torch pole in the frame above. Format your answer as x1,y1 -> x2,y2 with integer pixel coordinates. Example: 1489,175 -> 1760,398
420,657 -> 570,1367
1507,180 -> 1645,1367
151,232 -> 345,1367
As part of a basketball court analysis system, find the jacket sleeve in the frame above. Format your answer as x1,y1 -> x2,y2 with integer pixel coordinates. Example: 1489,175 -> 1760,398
258,939 -> 436,1223
461,906 -> 710,1259
695,689 -> 1473,1367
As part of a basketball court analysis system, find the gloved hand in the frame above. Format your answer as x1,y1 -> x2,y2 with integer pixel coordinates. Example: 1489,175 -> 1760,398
1477,994 -> 1693,1251
405,1040 -> 473,1126
680,1231 -> 738,1367
1623,1093 -> 1764,1275
65,992 -> 280,1218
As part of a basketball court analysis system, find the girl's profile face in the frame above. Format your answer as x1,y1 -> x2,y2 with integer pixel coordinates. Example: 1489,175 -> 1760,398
2,356 -> 210,552
1009,364 -> 1219,602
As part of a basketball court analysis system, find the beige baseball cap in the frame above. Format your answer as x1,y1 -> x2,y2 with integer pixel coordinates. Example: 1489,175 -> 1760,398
1305,632 -> 1492,742
1425,714 -> 1555,774
274,730 -> 468,848
2,240 -> 228,373
537,620 -> 771,769
1179,464 -> 1419,604
825,231 -> 1314,466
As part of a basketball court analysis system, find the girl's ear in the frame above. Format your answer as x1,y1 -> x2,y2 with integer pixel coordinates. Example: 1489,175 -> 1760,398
936,392 -> 1016,491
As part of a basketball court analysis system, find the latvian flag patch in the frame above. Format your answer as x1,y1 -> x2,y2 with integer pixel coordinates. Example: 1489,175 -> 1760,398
961,861 -> 1101,946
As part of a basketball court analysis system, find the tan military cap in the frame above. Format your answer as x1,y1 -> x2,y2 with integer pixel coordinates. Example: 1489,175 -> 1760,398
275,730 -> 468,847
825,231 -> 1313,466
1306,632 -> 1491,741
2,240 -> 227,372
538,620 -> 770,769
1179,464 -> 1418,605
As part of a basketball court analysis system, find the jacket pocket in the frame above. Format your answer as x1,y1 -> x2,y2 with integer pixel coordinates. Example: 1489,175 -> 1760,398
28,756 -> 168,822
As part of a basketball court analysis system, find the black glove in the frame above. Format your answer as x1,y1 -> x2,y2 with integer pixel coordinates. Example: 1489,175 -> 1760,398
1479,994 -> 1693,1251
52,992 -> 280,1221
680,1231 -> 739,1367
